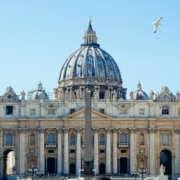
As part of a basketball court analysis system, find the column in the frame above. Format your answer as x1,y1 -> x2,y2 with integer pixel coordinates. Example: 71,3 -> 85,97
39,129 -> 45,173
19,128 -> 26,176
130,128 -> 136,173
57,129 -> 62,174
113,129 -> 117,173
106,129 -> 111,174
0,128 -> 3,177
64,128 -> 69,174
76,129 -> 81,175
149,128 -> 156,176
174,129 -> 180,177
94,129 -> 99,173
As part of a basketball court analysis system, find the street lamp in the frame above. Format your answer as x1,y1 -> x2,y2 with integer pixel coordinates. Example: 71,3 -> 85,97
138,166 -> 147,180
92,169 -> 96,180
132,172 -> 139,180
36,169 -> 43,180
79,169 -> 84,177
28,165 -> 38,180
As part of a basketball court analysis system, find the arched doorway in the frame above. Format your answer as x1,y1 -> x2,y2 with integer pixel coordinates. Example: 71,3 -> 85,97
69,164 -> 75,174
160,150 -> 172,177
3,150 -> 15,175
99,164 -> 105,174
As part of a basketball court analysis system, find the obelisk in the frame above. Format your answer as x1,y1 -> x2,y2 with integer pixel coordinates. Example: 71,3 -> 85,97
84,81 -> 93,180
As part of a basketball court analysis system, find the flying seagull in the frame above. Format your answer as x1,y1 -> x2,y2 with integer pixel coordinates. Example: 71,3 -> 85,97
152,17 -> 162,33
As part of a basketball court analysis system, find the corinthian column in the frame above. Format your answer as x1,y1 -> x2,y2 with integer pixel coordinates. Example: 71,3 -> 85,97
113,129 -> 117,173
106,129 -> 111,174
57,129 -> 62,174
149,128 -> 156,176
39,129 -> 45,173
0,128 -> 3,177
19,128 -> 26,175
64,128 -> 69,174
174,129 -> 180,177
94,129 -> 99,173
130,128 -> 136,173
76,129 -> 81,175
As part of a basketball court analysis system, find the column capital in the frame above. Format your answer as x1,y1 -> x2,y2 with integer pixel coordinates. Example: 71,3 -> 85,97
105,128 -> 112,133
129,128 -> 137,133
63,128 -> 69,133
76,128 -> 81,133
148,128 -> 158,134
57,128 -> 62,133
18,128 -> 26,134
38,128 -> 45,134
93,128 -> 99,133
174,128 -> 180,134
113,129 -> 118,134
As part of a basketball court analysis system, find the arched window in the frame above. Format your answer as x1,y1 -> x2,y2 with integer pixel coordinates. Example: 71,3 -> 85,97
70,134 -> 75,145
100,134 -> 105,145
163,133 -> 169,145
140,133 -> 144,145
30,133 -> 35,145
48,133 -> 55,143
120,133 -> 127,144
162,106 -> 169,115
6,133 -> 13,145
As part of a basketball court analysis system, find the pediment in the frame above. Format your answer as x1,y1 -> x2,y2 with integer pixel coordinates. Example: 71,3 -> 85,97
63,108 -> 112,120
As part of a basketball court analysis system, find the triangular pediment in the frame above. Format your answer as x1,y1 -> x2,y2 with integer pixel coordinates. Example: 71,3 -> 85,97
63,108 -> 112,120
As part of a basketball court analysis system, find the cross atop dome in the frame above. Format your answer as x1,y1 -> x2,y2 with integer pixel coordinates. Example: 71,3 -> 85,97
81,19 -> 100,47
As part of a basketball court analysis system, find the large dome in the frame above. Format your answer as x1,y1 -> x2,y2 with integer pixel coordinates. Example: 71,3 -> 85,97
54,20 -> 127,101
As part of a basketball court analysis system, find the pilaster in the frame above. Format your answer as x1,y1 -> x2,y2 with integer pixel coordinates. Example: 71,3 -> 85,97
76,129 -> 81,175
105,129 -> 111,173
93,128 -> 99,173
63,128 -> 69,174
57,129 -> 62,174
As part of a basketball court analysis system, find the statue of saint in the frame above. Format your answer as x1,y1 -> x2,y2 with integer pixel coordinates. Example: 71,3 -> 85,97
113,90 -> 117,101
159,164 -> 165,175
176,91 -> 180,101
58,89 -> 63,100
149,90 -> 154,100
21,90 -> 26,100
94,89 -> 99,100
75,89 -> 80,99
130,91 -> 133,100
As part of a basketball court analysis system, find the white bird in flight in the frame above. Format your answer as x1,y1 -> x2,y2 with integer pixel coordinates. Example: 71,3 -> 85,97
152,17 -> 162,33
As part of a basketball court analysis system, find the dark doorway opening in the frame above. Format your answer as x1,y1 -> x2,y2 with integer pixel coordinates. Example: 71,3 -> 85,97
120,158 -> 127,174
160,150 -> 172,177
3,150 -> 15,175
47,158 -> 55,174
99,164 -> 105,174
69,164 -> 75,174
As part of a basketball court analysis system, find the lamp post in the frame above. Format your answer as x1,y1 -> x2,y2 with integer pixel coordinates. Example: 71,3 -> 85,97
138,166 -> 147,180
92,169 -> 96,180
132,172 -> 139,180
79,169 -> 84,177
36,169 -> 43,180
28,165 -> 37,180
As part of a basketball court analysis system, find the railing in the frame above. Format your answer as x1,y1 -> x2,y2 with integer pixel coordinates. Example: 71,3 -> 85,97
100,142 -> 105,145
30,142 -> 35,146
118,142 -> 129,148
140,142 -> 145,146
4,143 -> 14,147
45,143 -> 56,148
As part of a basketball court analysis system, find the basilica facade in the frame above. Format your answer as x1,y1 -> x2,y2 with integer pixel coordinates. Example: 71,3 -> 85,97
0,20 -> 180,179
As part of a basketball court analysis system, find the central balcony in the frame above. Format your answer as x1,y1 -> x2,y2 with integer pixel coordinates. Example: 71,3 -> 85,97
45,143 -> 56,148
118,142 -> 129,148
4,143 -> 14,147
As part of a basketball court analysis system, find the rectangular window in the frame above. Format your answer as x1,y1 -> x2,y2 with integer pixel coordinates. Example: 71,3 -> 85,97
99,109 -> 105,114
70,150 -> 75,153
48,150 -> 54,153
121,150 -> 126,153
6,106 -> 13,115
30,109 -> 36,115
120,109 -> 127,114
48,109 -> 55,115
139,108 -> 145,115
162,106 -> 169,115
100,150 -> 105,153
70,109 -> 75,114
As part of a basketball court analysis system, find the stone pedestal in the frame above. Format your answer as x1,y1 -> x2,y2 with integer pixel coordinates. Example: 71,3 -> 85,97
157,175 -> 168,180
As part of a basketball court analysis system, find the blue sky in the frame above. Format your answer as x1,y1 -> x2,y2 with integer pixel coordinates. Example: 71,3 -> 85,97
0,1 -> 180,98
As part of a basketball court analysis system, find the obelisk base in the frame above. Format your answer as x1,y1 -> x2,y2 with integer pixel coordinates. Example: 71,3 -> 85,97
83,160 -> 93,180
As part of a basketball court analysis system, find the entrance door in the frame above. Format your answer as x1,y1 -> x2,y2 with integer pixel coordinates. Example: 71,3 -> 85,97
69,164 -> 75,174
160,150 -> 172,177
47,158 -> 55,174
120,158 -> 127,174
99,164 -> 105,174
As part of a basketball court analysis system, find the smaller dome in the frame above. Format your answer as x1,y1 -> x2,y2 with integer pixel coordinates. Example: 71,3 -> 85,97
131,82 -> 149,100
30,82 -> 49,100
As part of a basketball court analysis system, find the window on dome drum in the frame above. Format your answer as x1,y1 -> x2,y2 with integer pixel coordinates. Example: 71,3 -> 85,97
99,92 -> 105,99
100,134 -> 105,145
121,150 -> 126,153
100,150 -> 105,153
6,106 -> 13,115
162,106 -> 169,115
120,133 -> 127,144
163,133 -> 169,145
30,109 -> 36,115
99,109 -> 105,114
48,150 -> 54,153
6,133 -> 13,145
70,150 -> 75,153
70,134 -> 76,145
70,109 -> 75,114
139,108 -> 145,115
48,109 -> 55,115
48,133 -> 55,144
120,108 -> 127,115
